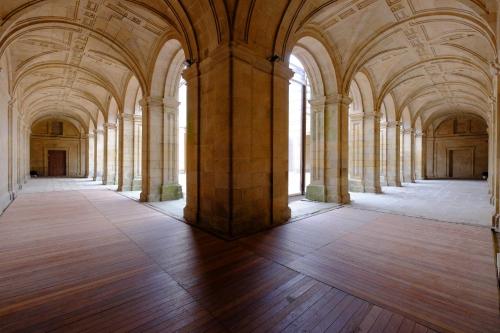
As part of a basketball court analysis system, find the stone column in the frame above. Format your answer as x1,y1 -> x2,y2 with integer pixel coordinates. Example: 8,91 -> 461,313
426,132 -> 435,179
183,64 -> 200,223
491,94 -> 500,231
380,122 -> 388,186
17,119 -> 24,189
363,112 -> 382,193
88,131 -> 95,179
305,97 -> 326,201
7,99 -> 17,199
25,128 -> 31,182
161,96 -> 183,200
132,114 -> 142,190
305,94 -> 352,202
415,131 -> 425,180
402,127 -> 415,183
103,123 -> 117,185
140,97 -> 164,202
94,129 -> 104,182
184,44 -> 295,237
335,95 -> 352,203
272,62 -> 294,219
80,134 -> 88,177
118,113 -> 134,191
348,112 -> 364,192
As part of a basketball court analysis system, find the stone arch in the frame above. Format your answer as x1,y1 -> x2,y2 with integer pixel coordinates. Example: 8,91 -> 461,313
290,35 -> 339,98
352,72 -> 375,114
149,39 -> 185,98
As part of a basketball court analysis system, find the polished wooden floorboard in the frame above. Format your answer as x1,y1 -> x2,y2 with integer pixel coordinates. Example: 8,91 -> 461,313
0,190 -> 498,332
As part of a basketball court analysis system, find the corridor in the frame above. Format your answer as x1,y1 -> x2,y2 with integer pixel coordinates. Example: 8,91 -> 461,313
350,180 -> 493,227
0,180 -> 498,332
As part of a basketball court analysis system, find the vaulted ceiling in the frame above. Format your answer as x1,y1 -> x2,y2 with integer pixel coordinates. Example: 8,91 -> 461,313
293,0 -> 497,126
0,0 -> 176,129
1,0 -> 498,131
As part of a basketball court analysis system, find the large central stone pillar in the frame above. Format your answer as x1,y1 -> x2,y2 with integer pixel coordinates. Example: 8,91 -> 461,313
306,94 -> 352,202
181,44 -> 293,237
161,96 -> 183,200
118,113 -> 134,191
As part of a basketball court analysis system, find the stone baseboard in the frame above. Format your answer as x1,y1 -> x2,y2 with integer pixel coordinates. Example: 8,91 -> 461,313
305,184 -> 326,202
161,184 -> 183,201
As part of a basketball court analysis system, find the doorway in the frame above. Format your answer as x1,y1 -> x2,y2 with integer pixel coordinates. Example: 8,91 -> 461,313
48,150 -> 67,177
448,149 -> 473,178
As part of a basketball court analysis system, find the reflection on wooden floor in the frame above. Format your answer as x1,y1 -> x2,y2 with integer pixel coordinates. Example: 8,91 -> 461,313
0,190 -> 498,332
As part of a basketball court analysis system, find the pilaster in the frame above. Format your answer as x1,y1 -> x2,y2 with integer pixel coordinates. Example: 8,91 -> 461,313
386,121 -> 402,186
402,127 -> 415,183
140,97 -> 164,202
103,122 -> 117,185
118,113 -> 135,191
161,96 -> 183,200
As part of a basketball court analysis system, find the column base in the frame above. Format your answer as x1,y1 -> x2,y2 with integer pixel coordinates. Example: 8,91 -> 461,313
492,214 -> 500,232
305,184 -> 326,202
132,178 -> 142,191
341,192 -> 351,204
140,191 -> 160,202
364,185 -> 382,194
161,184 -> 183,201
387,179 -> 402,187
349,179 -> 364,192
93,176 -> 103,182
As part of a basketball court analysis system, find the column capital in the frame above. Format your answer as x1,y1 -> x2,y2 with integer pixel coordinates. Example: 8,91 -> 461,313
402,127 -> 414,134
363,112 -> 380,120
120,113 -> 134,120
96,129 -> 104,134
272,61 -> 293,81
414,130 -> 425,137
133,114 -> 142,122
386,121 -> 401,128
325,94 -> 352,107
104,122 -> 117,130
140,96 -> 163,108
349,112 -> 364,120
310,94 -> 352,108
88,132 -> 95,138
163,96 -> 180,110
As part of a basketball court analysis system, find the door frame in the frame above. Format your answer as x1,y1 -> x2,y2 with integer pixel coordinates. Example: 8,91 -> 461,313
44,148 -> 69,177
446,147 -> 475,178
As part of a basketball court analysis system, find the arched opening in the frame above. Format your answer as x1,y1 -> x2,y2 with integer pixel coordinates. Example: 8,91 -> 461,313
143,38 -> 189,217
30,117 -> 87,178
426,114 -> 488,179
288,54 -> 311,197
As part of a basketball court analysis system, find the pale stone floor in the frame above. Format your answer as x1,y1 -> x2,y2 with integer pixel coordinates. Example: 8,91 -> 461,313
349,179 -> 494,227
19,177 -> 494,228
21,177 -> 118,193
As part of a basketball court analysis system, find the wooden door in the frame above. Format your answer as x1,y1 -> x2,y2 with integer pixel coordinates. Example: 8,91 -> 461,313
48,150 -> 66,177
449,149 -> 473,178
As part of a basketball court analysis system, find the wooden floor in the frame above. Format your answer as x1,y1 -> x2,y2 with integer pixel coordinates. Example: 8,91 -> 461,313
0,190 -> 498,332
